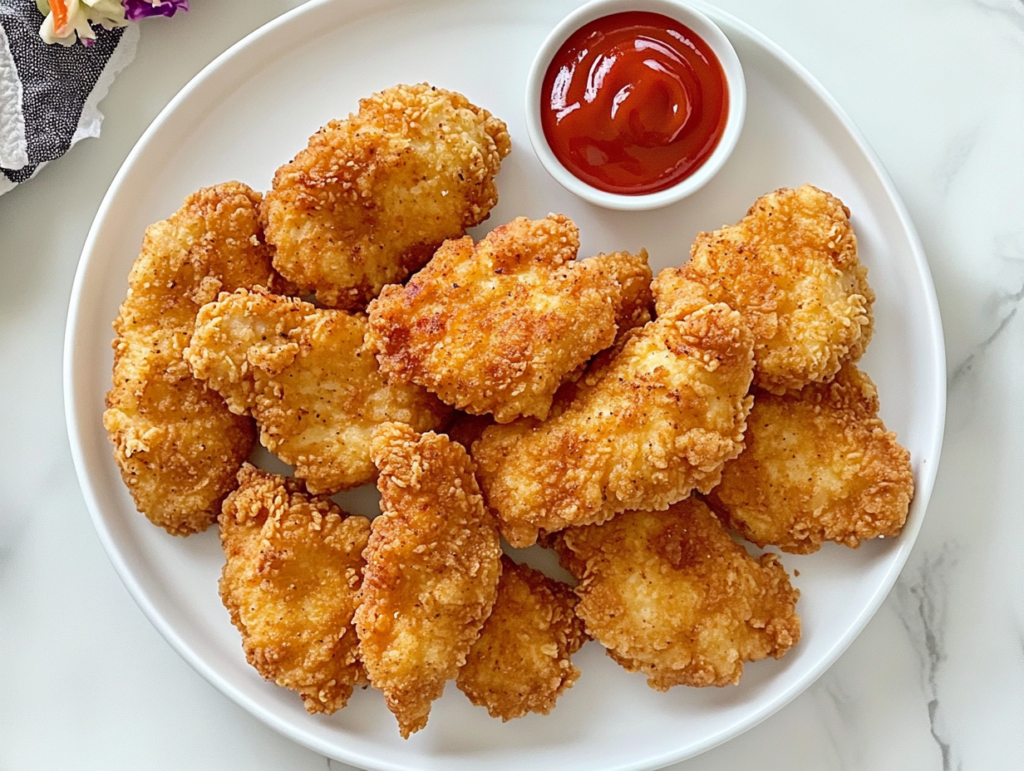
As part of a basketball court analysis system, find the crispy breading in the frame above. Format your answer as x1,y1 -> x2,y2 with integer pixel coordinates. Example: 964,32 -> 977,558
652,185 -> 874,394
457,556 -> 588,721
357,423 -> 502,738
185,289 -> 449,494
103,182 -> 289,535
218,464 -> 370,714
262,83 -> 511,309
706,364 -> 914,554
367,214 -> 652,422
472,303 -> 755,547
554,500 -> 801,689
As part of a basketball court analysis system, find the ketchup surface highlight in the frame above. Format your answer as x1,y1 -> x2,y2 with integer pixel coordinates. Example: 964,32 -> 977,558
541,11 -> 729,196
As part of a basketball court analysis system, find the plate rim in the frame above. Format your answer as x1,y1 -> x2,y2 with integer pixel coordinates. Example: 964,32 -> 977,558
63,1 -> 947,769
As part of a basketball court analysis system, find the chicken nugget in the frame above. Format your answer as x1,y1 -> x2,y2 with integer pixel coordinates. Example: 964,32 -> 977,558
706,364 -> 914,554
653,184 -> 874,394
219,464 -> 370,714
457,556 -> 588,721
473,303 -> 755,547
104,182 -> 289,535
555,500 -> 801,689
357,423 -> 502,738
185,288 -> 449,495
262,83 -> 511,309
368,214 -> 652,422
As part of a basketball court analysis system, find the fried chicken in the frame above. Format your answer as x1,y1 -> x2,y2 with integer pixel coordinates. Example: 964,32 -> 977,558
554,500 -> 801,689
472,303 -> 755,547
185,288 -> 449,495
218,464 -> 370,714
367,214 -> 652,422
103,182 -> 289,535
356,423 -> 502,738
652,184 -> 874,394
705,364 -> 914,554
457,556 -> 588,721
262,83 -> 511,309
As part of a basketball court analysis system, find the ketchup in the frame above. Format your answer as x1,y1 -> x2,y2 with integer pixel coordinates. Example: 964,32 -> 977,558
541,11 -> 729,195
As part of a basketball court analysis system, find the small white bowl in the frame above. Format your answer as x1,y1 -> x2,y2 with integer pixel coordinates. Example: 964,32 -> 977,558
525,0 -> 746,211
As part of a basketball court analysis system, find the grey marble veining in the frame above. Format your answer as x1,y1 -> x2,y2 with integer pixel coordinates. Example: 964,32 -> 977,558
894,546 -> 960,771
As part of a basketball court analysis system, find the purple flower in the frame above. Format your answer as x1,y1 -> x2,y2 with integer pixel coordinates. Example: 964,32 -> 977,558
121,0 -> 189,22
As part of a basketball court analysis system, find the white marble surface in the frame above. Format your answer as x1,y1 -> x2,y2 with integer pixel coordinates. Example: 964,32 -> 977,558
1,0 -> 1022,768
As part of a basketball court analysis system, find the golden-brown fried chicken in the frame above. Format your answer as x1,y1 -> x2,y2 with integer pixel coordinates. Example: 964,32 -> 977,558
555,500 -> 801,689
262,83 -> 511,309
218,464 -> 370,714
367,214 -> 652,423
652,185 -> 874,394
185,288 -> 449,495
104,182 -> 289,535
472,303 -> 755,547
457,556 -> 588,721
706,364 -> 914,554
356,423 -> 502,738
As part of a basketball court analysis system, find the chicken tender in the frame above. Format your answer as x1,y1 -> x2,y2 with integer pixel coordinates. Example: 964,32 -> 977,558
356,423 -> 502,738
706,364 -> 914,554
185,288 -> 449,495
457,556 -> 588,721
368,214 -> 652,422
103,182 -> 289,535
555,500 -> 801,689
473,303 -> 755,547
218,464 -> 370,714
653,184 -> 874,394
262,83 -> 511,309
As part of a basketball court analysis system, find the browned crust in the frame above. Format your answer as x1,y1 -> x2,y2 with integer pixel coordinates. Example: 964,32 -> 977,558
218,464 -> 370,713
706,364 -> 914,553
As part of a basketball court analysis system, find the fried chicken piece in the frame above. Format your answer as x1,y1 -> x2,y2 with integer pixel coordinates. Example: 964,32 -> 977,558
218,464 -> 370,714
457,556 -> 588,721
104,182 -> 290,535
367,214 -> 652,423
262,83 -> 511,309
473,303 -> 755,547
652,184 -> 874,394
706,364 -> 914,554
185,288 -> 449,495
554,500 -> 801,689
357,423 -> 502,738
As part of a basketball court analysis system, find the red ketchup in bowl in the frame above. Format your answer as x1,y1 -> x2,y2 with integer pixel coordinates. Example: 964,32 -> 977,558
540,11 -> 729,196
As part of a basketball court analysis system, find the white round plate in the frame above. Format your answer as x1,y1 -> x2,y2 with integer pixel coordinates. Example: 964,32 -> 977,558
64,1 -> 946,770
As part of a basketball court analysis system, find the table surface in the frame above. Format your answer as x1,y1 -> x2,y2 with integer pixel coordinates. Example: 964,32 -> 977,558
2,1 -> 1022,769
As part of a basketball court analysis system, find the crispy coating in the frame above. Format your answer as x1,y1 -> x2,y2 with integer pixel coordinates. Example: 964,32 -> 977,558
357,423 -> 502,738
472,303 -> 755,547
652,185 -> 874,394
185,289 -> 449,495
103,182 -> 289,535
706,364 -> 914,554
262,83 -> 512,309
218,465 -> 370,714
457,556 -> 588,721
368,214 -> 652,422
555,500 -> 801,689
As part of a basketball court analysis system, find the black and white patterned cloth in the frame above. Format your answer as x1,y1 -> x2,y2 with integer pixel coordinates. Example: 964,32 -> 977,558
0,0 -> 138,195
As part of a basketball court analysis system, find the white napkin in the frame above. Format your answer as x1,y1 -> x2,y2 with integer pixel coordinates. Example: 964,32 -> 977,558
0,0 -> 138,196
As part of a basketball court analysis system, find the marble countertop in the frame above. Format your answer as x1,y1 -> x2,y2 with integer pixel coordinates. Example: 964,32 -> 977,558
2,0 -> 1022,768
